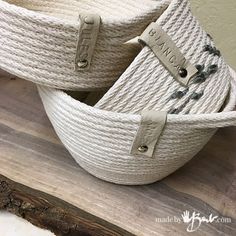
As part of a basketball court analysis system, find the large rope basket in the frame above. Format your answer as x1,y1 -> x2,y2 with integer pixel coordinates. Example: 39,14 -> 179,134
38,68 -> 236,185
0,0 -> 170,90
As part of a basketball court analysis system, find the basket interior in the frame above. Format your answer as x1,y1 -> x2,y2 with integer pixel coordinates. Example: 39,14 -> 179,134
66,90 -> 108,107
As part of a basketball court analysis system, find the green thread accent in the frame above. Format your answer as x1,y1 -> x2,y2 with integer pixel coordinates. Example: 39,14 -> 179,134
190,92 -> 204,100
203,45 -> 221,57
170,88 -> 189,99
206,64 -> 218,75
193,64 -> 218,84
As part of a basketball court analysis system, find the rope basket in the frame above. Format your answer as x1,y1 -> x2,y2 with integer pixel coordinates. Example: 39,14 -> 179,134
36,0 -> 235,185
37,68 -> 236,185
96,0 -> 232,115
0,0 -> 235,185
0,0 -> 170,90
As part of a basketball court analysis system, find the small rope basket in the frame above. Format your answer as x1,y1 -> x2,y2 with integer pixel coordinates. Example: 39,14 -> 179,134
96,0 -> 232,115
0,0 -> 170,90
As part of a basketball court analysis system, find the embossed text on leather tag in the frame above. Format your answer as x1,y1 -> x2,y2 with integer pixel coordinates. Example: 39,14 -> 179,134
139,22 -> 198,86
75,13 -> 101,71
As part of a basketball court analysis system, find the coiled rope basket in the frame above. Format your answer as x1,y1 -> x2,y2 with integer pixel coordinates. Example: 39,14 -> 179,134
38,68 -> 236,185
37,0 -> 236,185
0,0 -> 170,90
0,0 -> 236,185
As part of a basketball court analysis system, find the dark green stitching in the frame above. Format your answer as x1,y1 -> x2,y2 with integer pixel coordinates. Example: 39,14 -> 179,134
203,45 -> 221,57
190,91 -> 204,100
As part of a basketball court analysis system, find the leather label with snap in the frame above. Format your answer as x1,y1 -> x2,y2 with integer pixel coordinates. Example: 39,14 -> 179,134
139,22 -> 198,86
75,13 -> 101,71
130,110 -> 167,158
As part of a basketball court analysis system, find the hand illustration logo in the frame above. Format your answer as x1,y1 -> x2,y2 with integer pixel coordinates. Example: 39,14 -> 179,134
181,211 -> 218,232
181,211 -> 191,223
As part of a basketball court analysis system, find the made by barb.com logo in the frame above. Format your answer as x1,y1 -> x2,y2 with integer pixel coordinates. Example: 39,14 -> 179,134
155,210 -> 232,232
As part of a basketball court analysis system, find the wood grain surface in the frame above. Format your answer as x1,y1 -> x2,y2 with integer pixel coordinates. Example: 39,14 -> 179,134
0,175 -> 132,236
0,74 -> 235,236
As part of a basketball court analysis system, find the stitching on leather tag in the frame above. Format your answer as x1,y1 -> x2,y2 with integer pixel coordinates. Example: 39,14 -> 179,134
75,13 -> 101,71
130,110 -> 167,158
139,22 -> 198,86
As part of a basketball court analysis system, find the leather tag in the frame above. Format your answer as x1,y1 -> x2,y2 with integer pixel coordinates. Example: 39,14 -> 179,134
139,22 -> 198,86
75,13 -> 101,71
130,110 -> 167,158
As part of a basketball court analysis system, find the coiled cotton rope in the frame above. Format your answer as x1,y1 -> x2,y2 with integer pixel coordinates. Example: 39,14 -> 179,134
0,0 -> 235,185
96,0 -> 232,115
37,68 -> 236,185
0,0 -> 170,90
37,0 -> 236,185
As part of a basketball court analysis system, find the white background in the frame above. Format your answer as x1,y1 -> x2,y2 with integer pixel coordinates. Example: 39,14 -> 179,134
0,212 -> 55,236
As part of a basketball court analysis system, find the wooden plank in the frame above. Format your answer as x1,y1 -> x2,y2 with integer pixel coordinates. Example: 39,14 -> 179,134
0,175 -> 132,236
0,75 -> 235,235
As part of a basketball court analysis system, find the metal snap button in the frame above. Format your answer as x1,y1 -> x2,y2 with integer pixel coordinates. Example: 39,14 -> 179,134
179,68 -> 188,78
84,16 -> 94,24
138,145 -> 148,153
77,60 -> 88,68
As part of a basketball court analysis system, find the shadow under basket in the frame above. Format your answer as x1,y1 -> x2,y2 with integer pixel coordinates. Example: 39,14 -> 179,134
38,68 -> 236,185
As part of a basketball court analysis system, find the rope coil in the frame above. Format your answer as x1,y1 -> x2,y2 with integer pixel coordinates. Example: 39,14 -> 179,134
37,68 -> 236,185
0,0 -> 170,90
0,0 -> 235,185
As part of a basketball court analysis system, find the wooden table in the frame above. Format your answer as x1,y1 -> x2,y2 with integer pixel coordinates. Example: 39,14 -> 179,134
0,73 -> 235,236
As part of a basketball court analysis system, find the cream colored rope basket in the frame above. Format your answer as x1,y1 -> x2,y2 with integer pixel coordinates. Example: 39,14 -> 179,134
38,68 -> 236,185
0,0 -> 170,90
37,0 -> 236,185
1,0 -> 236,185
